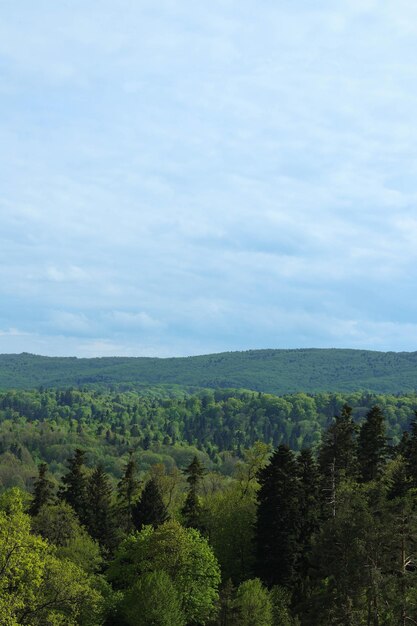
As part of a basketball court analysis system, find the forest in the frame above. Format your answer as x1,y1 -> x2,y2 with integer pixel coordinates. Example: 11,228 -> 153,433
3,388 -> 417,624
3,349 -> 417,393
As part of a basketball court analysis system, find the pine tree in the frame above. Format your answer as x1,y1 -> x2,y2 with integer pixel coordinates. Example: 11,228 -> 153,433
86,464 -> 116,552
403,412 -> 417,487
181,455 -> 205,529
29,462 -> 54,516
132,477 -> 168,531
358,406 -> 387,482
296,448 -> 320,597
318,404 -> 358,483
58,448 -> 88,523
117,454 -> 140,532
255,445 -> 301,588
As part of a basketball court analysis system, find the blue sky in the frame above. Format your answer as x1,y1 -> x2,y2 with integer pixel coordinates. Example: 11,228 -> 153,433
1,0 -> 417,357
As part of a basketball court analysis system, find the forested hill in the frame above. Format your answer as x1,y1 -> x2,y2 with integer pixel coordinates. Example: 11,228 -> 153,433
1,348 -> 417,392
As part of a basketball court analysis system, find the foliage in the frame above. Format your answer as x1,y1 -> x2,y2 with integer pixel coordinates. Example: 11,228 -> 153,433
4,349 -> 417,394
232,578 -> 273,626
2,386 -> 417,493
0,489 -> 104,625
132,477 -> 168,531
121,571 -> 185,626
32,501 -> 103,573
108,520 -> 221,624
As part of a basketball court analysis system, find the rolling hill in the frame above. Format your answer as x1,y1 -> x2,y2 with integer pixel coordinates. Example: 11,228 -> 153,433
1,348 -> 417,393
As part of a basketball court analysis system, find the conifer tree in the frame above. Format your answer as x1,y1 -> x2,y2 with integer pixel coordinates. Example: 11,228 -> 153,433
29,462 -> 54,517
296,448 -> 320,596
255,445 -> 301,588
86,464 -> 116,551
358,406 -> 387,482
58,448 -> 88,523
403,412 -> 417,487
132,477 -> 168,531
117,454 -> 140,532
181,455 -> 205,529
318,404 -> 358,483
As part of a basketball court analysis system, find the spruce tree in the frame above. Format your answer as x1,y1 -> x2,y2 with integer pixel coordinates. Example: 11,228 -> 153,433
296,449 -> 320,585
403,412 -> 417,487
132,477 -> 168,531
117,454 -> 140,532
181,456 -> 205,529
86,464 -> 116,552
255,445 -> 301,588
58,448 -> 88,523
358,406 -> 387,482
29,462 -> 54,516
318,404 -> 358,483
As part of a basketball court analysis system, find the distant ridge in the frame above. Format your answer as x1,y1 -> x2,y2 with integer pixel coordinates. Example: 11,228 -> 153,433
1,349 -> 417,393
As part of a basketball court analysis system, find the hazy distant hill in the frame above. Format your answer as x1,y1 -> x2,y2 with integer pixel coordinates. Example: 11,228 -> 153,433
1,349 -> 417,393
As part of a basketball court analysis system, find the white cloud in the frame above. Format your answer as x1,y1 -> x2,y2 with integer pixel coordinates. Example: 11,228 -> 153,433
109,311 -> 163,330
46,266 -> 90,283
1,0 -> 417,355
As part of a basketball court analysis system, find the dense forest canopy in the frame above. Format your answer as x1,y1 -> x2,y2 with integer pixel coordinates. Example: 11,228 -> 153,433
1,386 -> 417,491
4,392 -> 417,624
2,348 -> 417,393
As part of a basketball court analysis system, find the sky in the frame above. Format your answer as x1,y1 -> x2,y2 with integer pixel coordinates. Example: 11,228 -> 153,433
1,0 -> 417,357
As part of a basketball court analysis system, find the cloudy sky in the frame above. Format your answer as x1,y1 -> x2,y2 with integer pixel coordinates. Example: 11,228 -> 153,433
1,0 -> 417,357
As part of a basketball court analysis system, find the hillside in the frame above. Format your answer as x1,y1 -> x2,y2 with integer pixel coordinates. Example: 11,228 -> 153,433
1,348 -> 417,393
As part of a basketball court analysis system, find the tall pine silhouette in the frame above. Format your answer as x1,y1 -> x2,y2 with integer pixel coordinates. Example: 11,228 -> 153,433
255,445 -> 301,588
403,412 -> 417,487
318,404 -> 358,483
181,455 -> 205,529
117,453 -> 140,532
30,462 -> 54,516
358,405 -> 387,482
87,464 -> 116,552
58,448 -> 88,523
132,477 -> 168,531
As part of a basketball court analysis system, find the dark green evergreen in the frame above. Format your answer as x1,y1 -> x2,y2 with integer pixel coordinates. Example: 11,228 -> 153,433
318,404 -> 358,483
296,448 -> 320,603
403,412 -> 417,487
181,455 -> 205,529
87,464 -> 116,551
358,406 -> 387,482
29,462 -> 54,516
132,477 -> 168,531
117,454 -> 140,532
255,445 -> 301,588
57,448 -> 88,522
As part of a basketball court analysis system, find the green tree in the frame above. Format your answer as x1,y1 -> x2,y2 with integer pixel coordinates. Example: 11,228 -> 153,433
269,586 -> 297,626
309,483 -> 372,626
358,406 -> 387,482
255,445 -> 301,588
181,455 -> 206,529
132,477 -> 168,531
0,488 -> 104,625
203,482 -> 256,583
58,448 -> 88,522
403,412 -> 417,487
108,520 -> 221,624
295,448 -> 320,605
32,501 -> 102,574
117,453 -> 140,532
318,404 -> 358,484
87,463 -> 117,552
121,571 -> 185,626
232,578 -> 273,626
29,462 -> 54,516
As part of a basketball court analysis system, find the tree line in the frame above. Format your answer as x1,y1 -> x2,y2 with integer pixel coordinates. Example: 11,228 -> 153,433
1,386 -> 417,492
4,402 -> 417,623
